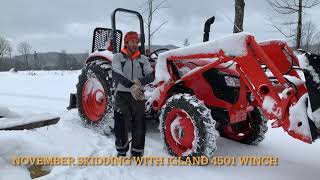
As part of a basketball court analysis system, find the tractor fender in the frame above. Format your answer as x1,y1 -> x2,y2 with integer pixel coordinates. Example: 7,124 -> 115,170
152,81 -> 194,111
85,50 -> 114,64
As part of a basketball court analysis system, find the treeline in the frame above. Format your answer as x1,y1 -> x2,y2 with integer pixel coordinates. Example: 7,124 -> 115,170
235,0 -> 320,52
0,36 -> 87,72
0,51 -> 86,72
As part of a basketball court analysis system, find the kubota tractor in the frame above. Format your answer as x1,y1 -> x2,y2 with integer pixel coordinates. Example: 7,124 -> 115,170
68,8 -> 320,160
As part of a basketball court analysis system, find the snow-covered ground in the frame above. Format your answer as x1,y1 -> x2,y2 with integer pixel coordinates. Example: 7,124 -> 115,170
0,70 -> 320,180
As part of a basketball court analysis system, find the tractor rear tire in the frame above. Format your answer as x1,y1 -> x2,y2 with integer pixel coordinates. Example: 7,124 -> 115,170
219,108 -> 268,145
159,93 -> 219,160
76,60 -> 114,131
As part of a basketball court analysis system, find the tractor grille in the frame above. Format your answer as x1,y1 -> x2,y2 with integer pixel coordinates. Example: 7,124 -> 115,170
91,28 -> 123,53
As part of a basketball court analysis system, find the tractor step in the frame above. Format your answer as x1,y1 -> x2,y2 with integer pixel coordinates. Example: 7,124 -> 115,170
0,113 -> 60,130
66,93 -> 77,110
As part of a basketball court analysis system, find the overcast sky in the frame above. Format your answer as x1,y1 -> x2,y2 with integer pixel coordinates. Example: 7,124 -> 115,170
1,0 -> 320,54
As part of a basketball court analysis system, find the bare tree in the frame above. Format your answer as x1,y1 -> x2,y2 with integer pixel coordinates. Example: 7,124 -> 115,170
57,50 -> 68,70
234,0 -> 245,33
314,32 -> 320,54
0,36 -> 11,58
17,41 -> 32,69
266,0 -> 320,49
7,46 -> 12,59
182,38 -> 190,46
57,50 -> 82,70
140,0 -> 168,51
33,51 -> 42,70
301,21 -> 319,51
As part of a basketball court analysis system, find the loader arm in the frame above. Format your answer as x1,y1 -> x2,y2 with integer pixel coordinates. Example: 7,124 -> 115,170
152,33 -> 319,144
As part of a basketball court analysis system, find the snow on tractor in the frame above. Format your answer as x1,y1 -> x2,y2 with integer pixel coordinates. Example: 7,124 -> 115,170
68,8 -> 320,159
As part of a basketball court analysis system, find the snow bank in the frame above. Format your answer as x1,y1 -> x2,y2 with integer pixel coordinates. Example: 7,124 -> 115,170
0,107 -> 20,119
0,113 -> 59,129
0,157 -> 31,180
155,32 -> 252,83
0,111 -> 115,179
0,107 -> 10,117
9,68 -> 17,73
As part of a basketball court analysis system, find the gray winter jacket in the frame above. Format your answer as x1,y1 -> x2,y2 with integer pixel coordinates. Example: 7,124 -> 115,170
112,51 -> 154,92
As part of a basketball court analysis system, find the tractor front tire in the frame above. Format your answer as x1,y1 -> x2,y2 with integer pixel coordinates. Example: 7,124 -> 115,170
76,60 -> 114,130
159,94 -> 219,160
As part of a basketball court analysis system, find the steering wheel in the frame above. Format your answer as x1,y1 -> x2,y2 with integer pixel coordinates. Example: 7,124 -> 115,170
148,48 -> 169,62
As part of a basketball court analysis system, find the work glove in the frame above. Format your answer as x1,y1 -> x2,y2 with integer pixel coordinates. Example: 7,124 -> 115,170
134,79 -> 145,100
130,84 -> 145,101
133,79 -> 143,89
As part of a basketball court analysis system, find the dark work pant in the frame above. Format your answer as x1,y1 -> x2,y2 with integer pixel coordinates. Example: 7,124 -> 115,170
114,91 -> 146,156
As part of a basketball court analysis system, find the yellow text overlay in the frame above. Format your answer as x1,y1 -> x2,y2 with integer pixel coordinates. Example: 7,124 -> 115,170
11,156 -> 278,166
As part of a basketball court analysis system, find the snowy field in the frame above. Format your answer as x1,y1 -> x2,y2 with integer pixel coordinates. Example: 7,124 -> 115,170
0,70 -> 320,180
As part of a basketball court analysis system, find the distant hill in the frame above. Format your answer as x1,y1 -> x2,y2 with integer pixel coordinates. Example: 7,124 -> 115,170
13,44 -> 179,67
13,52 -> 88,70
4,44 -> 179,71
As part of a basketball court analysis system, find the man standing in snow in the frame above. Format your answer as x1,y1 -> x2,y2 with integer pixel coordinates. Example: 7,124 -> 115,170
112,31 -> 154,157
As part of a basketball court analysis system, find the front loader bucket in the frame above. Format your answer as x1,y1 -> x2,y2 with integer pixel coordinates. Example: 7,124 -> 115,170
304,68 -> 320,112
297,51 -> 320,140
299,52 -> 320,113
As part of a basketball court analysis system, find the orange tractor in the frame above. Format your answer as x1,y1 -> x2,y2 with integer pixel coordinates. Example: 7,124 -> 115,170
68,8 -> 320,159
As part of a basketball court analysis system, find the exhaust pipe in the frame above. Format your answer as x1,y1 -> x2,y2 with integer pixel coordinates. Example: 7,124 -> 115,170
203,16 -> 215,42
